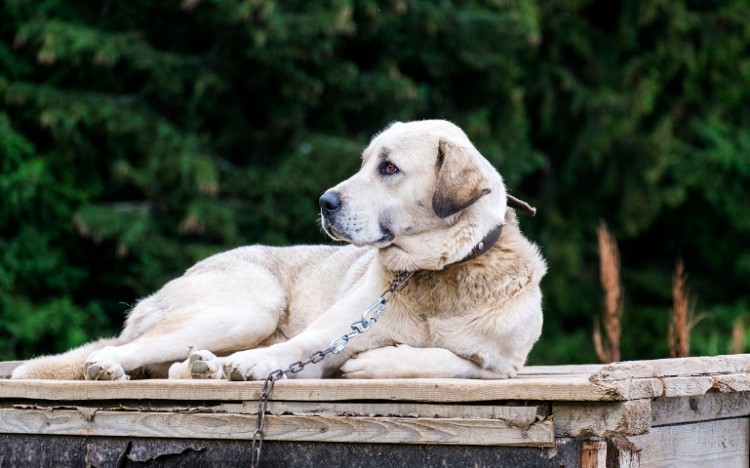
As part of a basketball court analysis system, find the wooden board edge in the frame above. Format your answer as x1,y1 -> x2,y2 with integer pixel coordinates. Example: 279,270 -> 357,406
626,416 -> 750,467
552,400 -> 651,438
0,377 -> 626,402
590,354 -> 750,383
0,407 -> 555,447
651,392 -> 750,427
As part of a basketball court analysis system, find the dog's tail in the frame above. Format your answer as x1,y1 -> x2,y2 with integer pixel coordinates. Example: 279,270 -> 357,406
10,337 -> 121,380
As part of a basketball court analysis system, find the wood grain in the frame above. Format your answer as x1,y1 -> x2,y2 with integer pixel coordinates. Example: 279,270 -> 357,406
628,417 -> 750,468
0,408 -> 555,446
22,400 -> 548,425
591,354 -> 750,383
553,400 -> 651,437
651,392 -> 750,427
660,376 -> 714,397
581,440 -> 607,468
713,373 -> 750,393
0,376 -> 645,402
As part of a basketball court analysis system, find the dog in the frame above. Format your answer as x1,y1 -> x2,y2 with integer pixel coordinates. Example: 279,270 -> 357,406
12,119 -> 547,381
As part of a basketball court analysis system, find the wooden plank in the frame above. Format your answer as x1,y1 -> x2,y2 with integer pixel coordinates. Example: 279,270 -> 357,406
581,440 -> 607,468
591,354 -> 750,383
651,392 -> 750,426
518,364 -> 604,377
628,417 -> 750,468
0,433 -> 583,468
0,408 -> 555,447
606,437 -> 640,468
552,400 -> 651,437
229,401 -> 550,424
0,361 -> 23,378
597,378 -> 663,401
5,400 -> 549,425
0,376 -> 648,402
713,373 -> 750,393
660,376 -> 714,397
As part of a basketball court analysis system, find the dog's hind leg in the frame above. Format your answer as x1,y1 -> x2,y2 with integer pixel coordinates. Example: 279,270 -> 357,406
82,304 -> 281,380
11,337 -> 122,380
83,263 -> 287,380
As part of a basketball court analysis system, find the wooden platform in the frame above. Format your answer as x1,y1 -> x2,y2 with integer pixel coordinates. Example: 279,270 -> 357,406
0,355 -> 749,467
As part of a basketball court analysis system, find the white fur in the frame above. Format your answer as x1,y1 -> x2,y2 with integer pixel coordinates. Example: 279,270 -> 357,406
12,120 -> 546,381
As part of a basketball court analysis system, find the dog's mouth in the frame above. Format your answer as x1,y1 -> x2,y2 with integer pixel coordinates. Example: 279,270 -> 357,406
320,215 -> 351,243
322,223 -> 348,243
321,216 -> 395,247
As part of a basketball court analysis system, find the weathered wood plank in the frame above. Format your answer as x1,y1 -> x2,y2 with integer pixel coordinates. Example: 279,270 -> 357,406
552,400 -> 651,437
581,440 -> 607,468
0,376 -> 647,402
651,392 -> 750,427
595,378 -> 663,400
0,408 -> 555,446
518,364 -> 604,376
0,361 -> 22,378
660,376 -> 714,397
226,401 -> 550,423
0,434 -> 582,468
713,373 -> 750,393
606,437 -> 641,468
591,354 -> 750,383
4,400 -> 549,425
627,417 -> 750,468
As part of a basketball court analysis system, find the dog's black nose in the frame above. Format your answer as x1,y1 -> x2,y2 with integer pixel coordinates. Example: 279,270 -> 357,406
319,191 -> 342,214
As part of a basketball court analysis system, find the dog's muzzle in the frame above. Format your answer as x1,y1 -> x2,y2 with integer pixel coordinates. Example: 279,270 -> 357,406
319,191 -> 341,218
319,190 -> 345,240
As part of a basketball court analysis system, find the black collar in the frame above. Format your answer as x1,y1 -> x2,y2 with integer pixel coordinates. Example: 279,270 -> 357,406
453,224 -> 504,265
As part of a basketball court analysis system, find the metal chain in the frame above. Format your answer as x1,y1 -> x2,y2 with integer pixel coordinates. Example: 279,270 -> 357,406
250,270 -> 414,468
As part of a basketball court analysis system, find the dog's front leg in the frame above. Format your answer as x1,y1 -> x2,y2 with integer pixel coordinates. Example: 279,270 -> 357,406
221,328 -> 346,380
222,268 -> 390,381
341,345 -> 521,379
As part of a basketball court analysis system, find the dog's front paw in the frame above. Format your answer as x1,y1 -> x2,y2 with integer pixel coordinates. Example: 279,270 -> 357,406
222,350 -> 286,381
169,348 -> 226,380
84,358 -> 128,381
340,345 -> 408,379
188,349 -> 225,379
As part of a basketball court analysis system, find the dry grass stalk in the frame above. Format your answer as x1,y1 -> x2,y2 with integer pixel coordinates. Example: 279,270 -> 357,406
731,317 -> 746,354
668,259 -> 701,358
594,221 -> 622,363
592,316 -> 608,363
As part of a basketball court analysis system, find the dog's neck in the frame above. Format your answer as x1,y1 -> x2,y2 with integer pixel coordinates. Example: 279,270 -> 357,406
451,224 -> 504,265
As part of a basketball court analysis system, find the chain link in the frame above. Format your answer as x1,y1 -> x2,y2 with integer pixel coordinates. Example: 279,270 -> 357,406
250,270 -> 413,467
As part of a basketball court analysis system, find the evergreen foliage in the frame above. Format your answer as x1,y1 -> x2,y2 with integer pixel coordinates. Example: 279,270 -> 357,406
1,0 -> 748,363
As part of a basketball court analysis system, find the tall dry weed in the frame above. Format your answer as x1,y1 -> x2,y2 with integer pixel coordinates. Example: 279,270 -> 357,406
594,221 -> 622,363
731,317 -> 746,354
668,259 -> 703,358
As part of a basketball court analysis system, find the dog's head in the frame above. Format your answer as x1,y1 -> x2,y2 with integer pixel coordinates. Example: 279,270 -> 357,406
320,120 -> 508,271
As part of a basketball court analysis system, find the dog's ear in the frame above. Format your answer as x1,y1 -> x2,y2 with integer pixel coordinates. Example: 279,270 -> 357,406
432,140 -> 491,218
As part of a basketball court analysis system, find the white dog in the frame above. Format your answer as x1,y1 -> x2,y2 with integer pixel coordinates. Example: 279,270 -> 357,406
12,120 -> 547,381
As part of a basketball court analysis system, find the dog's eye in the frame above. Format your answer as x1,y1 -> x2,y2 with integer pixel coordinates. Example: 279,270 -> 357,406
379,161 -> 400,175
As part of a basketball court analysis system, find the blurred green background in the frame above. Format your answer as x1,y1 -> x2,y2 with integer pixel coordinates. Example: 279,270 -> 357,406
1,0 -> 748,364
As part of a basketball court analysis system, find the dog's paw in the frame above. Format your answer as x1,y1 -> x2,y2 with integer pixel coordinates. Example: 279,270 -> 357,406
188,349 -> 225,379
340,345 -> 407,379
84,358 -> 128,381
222,350 -> 286,381
9,363 -> 36,379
